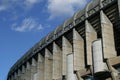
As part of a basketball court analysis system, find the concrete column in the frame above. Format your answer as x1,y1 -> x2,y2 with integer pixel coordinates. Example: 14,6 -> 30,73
12,73 -> 15,80
17,69 -> 21,80
14,72 -> 17,80
52,42 -> 62,80
100,11 -> 116,59
21,65 -> 26,80
11,75 -> 14,80
37,53 -> 44,80
62,36 -> 72,77
92,39 -> 108,74
44,48 -> 53,80
26,62 -> 31,80
73,28 -> 85,71
66,53 -> 78,80
85,20 -> 97,66
31,58 -> 37,80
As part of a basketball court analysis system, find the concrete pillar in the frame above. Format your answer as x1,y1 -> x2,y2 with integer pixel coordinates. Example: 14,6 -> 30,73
92,39 -> 108,74
44,48 -> 53,80
26,62 -> 31,80
66,53 -> 77,80
14,72 -> 17,80
62,36 -> 72,77
100,11 -> 116,59
11,75 -> 14,80
21,65 -> 26,80
31,58 -> 37,80
85,20 -> 97,66
73,28 -> 85,71
37,53 -> 44,80
17,69 -> 21,80
12,73 -> 15,80
52,42 -> 62,80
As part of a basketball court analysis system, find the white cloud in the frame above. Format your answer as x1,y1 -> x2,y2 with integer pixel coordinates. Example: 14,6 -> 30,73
47,0 -> 87,20
12,18 -> 44,32
0,0 -> 41,12
0,5 -> 7,11
24,0 -> 41,8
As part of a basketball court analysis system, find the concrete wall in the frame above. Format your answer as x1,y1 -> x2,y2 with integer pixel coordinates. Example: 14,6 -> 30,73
52,42 -> 62,79
37,53 -> 44,80
85,20 -> 97,66
100,11 -> 116,59
62,36 -> 72,76
31,58 -> 37,80
44,48 -> 53,80
73,28 -> 85,71
26,62 -> 31,80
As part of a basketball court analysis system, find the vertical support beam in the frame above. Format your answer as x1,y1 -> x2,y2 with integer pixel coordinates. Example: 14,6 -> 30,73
17,69 -> 21,80
37,53 -> 44,80
21,65 -> 26,80
62,36 -> 72,77
92,39 -> 108,74
12,73 -> 15,80
44,48 -> 53,80
66,53 -> 77,80
85,20 -> 97,66
73,28 -> 85,71
31,58 -> 37,80
26,62 -> 31,80
11,75 -> 14,80
14,72 -> 17,80
52,42 -> 62,80
100,11 -> 116,59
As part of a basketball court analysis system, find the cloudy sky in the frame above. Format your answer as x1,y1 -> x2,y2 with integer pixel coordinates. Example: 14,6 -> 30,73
0,0 -> 91,79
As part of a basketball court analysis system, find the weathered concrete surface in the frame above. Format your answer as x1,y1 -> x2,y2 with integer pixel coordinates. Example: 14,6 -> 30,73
14,72 -> 17,80
73,28 -> 85,71
37,53 -> 44,80
17,69 -> 22,80
44,48 -> 53,80
25,62 -> 31,80
52,42 -> 62,79
66,53 -> 77,80
7,0 -> 120,80
92,39 -> 108,74
21,65 -> 26,80
100,11 -> 116,59
31,58 -> 37,80
107,56 -> 120,80
85,20 -> 97,65
62,36 -> 72,76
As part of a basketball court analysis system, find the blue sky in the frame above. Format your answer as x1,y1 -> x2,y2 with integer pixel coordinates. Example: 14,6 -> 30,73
0,0 -> 91,80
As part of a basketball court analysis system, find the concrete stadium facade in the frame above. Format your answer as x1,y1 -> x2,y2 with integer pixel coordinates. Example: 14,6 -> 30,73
7,0 -> 120,80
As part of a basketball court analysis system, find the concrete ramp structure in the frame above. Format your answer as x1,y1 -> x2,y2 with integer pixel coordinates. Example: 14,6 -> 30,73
7,0 -> 120,80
